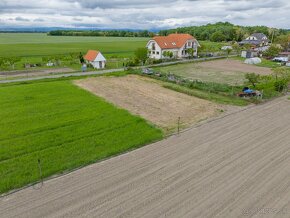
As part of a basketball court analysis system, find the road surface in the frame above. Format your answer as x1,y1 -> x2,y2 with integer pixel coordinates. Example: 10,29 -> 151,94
0,96 -> 289,218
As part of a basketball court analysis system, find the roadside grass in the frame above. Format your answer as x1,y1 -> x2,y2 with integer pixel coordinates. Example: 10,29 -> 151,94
0,79 -> 162,194
162,83 -> 249,106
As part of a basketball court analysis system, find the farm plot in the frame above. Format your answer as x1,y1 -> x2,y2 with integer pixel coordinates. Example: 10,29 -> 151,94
75,75 -> 222,131
0,33 -> 148,57
154,59 -> 273,85
0,80 -> 162,194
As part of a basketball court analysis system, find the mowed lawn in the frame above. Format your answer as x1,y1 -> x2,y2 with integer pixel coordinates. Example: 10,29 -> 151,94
0,80 -> 162,194
0,33 -> 149,57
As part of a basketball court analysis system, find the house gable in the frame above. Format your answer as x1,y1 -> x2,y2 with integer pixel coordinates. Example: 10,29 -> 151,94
95,53 -> 106,62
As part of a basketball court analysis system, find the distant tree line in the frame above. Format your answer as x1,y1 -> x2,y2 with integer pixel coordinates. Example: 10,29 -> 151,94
48,30 -> 155,37
159,22 -> 288,42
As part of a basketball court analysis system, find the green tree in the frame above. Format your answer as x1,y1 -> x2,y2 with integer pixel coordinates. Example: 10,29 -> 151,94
187,48 -> 195,59
275,35 -> 290,51
232,42 -> 241,55
263,45 -> 281,58
245,73 -> 260,87
225,48 -> 232,58
134,48 -> 148,65
210,31 -> 226,42
79,52 -> 85,64
5,57 -> 21,70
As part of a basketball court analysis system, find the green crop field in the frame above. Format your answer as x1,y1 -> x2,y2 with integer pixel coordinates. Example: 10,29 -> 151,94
0,33 -> 149,57
0,79 -> 162,194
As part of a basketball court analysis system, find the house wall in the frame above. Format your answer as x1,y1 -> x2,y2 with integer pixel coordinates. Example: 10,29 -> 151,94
90,61 -> 106,69
147,39 -> 198,60
147,41 -> 162,59
178,40 -> 198,58
161,49 -> 180,59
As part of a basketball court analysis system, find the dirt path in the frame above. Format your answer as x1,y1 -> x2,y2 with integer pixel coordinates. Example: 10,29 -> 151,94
75,75 -> 221,131
1,96 -> 289,218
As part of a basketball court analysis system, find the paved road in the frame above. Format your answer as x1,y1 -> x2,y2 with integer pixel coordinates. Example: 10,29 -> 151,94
1,96 -> 289,218
0,56 -> 231,84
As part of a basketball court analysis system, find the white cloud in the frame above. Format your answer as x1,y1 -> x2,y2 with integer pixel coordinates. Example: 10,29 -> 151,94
0,0 -> 289,29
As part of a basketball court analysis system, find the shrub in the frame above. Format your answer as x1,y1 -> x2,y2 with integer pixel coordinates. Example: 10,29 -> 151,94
274,79 -> 288,92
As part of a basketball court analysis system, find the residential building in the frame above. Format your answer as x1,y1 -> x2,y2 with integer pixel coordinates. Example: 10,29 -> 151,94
239,33 -> 269,47
146,34 -> 199,59
84,50 -> 106,69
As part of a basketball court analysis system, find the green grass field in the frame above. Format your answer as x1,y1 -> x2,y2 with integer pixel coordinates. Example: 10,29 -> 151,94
153,62 -> 246,85
0,33 -> 149,57
0,79 -> 162,194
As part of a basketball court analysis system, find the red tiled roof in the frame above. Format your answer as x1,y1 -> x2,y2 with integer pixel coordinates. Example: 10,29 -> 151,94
152,34 -> 195,49
84,50 -> 99,61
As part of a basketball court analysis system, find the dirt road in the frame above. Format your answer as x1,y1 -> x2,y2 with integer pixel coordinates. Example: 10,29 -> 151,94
1,96 -> 289,218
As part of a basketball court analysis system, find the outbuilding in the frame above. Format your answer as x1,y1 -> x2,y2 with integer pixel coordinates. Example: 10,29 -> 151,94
84,50 -> 106,69
241,50 -> 258,58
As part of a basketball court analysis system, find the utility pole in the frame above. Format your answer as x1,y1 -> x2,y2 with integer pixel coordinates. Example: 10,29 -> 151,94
271,29 -> 275,44
177,117 -> 181,135
38,159 -> 43,185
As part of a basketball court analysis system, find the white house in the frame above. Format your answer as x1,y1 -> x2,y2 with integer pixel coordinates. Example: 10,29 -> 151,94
146,34 -> 200,59
84,50 -> 106,69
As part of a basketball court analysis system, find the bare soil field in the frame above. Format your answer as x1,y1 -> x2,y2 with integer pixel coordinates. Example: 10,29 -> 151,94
156,59 -> 273,85
75,75 -> 222,131
1,96 -> 289,218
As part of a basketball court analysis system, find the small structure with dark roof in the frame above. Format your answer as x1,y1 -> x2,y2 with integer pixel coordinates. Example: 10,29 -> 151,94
84,50 -> 106,69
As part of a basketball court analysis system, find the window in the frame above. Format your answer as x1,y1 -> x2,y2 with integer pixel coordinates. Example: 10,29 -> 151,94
188,42 -> 191,46
152,43 -> 156,50
152,51 -> 155,54
156,52 -> 159,55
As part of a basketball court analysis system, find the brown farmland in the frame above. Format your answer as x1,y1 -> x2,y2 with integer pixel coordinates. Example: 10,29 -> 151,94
75,75 -> 222,131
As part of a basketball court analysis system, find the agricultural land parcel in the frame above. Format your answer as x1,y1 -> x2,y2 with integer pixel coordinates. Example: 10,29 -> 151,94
75,75 -> 223,132
0,79 -> 162,194
154,59 -> 273,85
0,33 -> 148,57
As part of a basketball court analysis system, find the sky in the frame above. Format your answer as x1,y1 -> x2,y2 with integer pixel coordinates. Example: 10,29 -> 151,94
0,0 -> 289,30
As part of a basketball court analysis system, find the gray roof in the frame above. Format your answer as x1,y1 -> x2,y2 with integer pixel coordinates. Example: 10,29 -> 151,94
251,33 -> 268,41
239,33 -> 269,45
239,40 -> 261,45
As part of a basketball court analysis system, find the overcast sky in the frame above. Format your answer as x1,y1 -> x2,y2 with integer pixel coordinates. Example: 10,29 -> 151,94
0,0 -> 289,29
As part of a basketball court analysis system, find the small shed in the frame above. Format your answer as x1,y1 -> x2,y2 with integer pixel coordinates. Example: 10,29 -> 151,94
84,50 -> 106,69
241,50 -> 258,58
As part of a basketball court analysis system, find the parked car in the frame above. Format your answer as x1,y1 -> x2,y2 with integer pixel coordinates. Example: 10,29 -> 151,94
272,57 -> 288,62
142,68 -> 154,75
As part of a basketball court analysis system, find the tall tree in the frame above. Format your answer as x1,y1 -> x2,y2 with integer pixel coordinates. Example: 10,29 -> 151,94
134,48 -> 148,65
